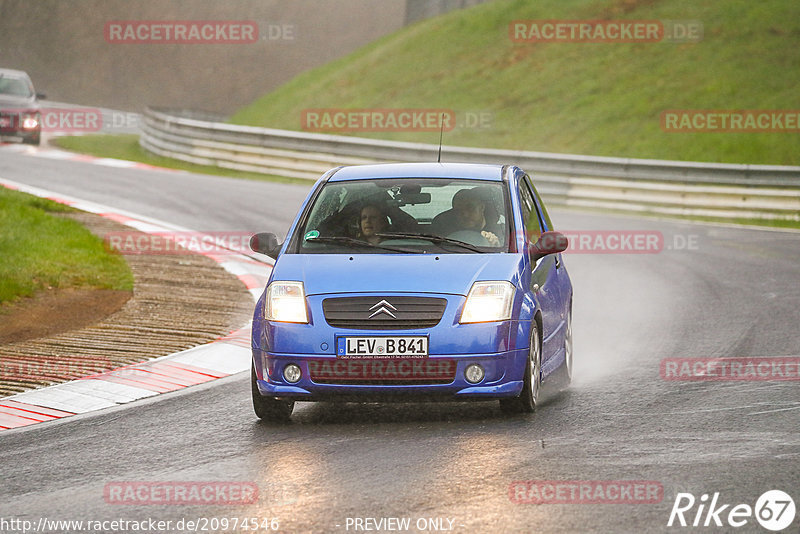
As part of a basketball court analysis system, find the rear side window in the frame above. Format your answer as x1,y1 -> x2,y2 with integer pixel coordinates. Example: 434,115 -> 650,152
522,174 -> 555,232
518,177 -> 543,239
530,182 -> 554,231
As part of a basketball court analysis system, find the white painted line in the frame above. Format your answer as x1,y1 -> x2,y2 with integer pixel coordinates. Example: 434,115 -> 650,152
0,144 -> 29,153
170,343 -> 251,376
124,220 -> 174,233
69,200 -> 112,213
0,176 -> 271,429
219,261 -> 257,277
30,149 -> 81,160
93,158 -> 139,168
249,288 -> 264,300
9,387 -> 117,414
1,178 -> 193,232
58,379 -> 158,404
748,404 -> 800,416
0,177 -> 273,267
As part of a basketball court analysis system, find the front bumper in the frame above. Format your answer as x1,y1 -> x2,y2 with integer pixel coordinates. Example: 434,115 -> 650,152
252,348 -> 527,400
0,112 -> 41,142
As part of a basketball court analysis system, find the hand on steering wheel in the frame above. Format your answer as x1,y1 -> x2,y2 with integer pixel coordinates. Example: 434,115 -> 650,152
481,231 -> 500,247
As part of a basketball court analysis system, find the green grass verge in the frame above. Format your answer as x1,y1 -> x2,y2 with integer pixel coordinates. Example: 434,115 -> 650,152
0,187 -> 134,306
230,0 -> 800,166
52,134 -> 314,186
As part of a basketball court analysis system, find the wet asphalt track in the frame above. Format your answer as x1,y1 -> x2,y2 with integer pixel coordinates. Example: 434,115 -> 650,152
1,148 -> 798,533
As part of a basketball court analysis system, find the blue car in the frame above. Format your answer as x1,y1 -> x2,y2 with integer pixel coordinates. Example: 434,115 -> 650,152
250,162 -> 572,421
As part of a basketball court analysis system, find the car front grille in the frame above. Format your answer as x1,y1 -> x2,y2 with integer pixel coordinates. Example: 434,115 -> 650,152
322,296 -> 447,330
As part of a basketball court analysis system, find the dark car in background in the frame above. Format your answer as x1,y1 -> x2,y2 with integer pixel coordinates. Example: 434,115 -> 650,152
0,68 -> 45,146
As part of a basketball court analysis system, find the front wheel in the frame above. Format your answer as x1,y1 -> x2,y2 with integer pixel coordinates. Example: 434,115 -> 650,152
500,321 -> 541,413
23,133 -> 40,146
251,364 -> 294,422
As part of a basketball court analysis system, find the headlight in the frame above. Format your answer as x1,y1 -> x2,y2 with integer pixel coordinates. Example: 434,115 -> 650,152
460,281 -> 515,323
265,281 -> 308,323
22,114 -> 40,129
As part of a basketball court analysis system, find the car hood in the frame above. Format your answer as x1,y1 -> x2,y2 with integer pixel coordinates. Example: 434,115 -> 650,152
270,253 -> 524,296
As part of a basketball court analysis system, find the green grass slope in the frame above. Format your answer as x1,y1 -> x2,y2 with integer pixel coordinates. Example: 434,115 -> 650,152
230,0 -> 800,165
0,188 -> 133,305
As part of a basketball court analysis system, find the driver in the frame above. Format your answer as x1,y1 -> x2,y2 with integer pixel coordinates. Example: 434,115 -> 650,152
357,203 -> 390,244
432,188 -> 501,246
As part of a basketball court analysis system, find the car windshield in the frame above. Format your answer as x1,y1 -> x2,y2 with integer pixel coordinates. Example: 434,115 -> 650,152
0,76 -> 33,98
295,177 -> 511,254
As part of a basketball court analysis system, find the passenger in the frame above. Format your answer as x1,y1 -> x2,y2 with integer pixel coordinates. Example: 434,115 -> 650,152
431,188 -> 501,246
357,203 -> 390,245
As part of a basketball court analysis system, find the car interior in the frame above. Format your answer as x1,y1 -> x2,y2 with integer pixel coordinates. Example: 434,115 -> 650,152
305,181 -> 507,251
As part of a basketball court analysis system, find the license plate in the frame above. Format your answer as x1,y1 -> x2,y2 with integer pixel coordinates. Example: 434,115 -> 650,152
337,336 -> 428,359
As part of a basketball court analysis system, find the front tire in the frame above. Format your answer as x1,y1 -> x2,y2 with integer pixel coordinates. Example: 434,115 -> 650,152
251,364 -> 294,422
500,321 -> 541,413
23,132 -> 40,146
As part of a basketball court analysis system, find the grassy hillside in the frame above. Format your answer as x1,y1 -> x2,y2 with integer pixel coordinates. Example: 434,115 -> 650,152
0,188 -> 133,305
230,0 -> 800,165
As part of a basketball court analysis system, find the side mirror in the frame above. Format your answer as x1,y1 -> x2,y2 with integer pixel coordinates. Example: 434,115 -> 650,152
250,232 -> 281,259
529,231 -> 568,262
36,93 -> 47,100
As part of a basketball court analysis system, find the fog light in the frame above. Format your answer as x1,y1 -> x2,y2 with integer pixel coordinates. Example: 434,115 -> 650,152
464,363 -> 485,384
283,363 -> 302,383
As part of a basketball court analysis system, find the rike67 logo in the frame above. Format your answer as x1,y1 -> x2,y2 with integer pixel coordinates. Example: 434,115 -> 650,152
668,490 -> 795,531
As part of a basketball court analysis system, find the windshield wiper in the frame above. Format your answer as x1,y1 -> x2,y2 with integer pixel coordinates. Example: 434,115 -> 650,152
305,235 -> 422,254
375,232 -> 483,253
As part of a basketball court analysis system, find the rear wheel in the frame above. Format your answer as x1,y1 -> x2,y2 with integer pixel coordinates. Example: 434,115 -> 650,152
500,321 -> 541,413
251,364 -> 294,422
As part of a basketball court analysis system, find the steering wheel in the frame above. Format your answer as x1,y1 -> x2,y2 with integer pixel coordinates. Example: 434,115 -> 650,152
446,230 -> 490,246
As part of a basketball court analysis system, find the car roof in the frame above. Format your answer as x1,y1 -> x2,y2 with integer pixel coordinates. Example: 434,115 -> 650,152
0,68 -> 32,79
328,162 -> 506,182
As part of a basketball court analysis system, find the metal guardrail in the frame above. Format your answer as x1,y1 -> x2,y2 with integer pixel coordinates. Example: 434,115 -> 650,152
140,107 -> 800,221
